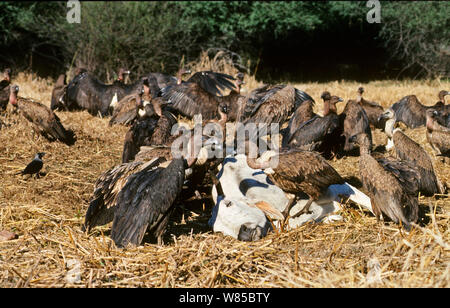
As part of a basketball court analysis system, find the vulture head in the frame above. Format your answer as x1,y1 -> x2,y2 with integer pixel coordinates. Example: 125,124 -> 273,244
321,91 -> 343,115
176,68 -> 192,84
438,90 -> 449,103
349,133 -> 371,154
8,84 -> 19,107
117,68 -> 131,82
378,109 -> 396,137
50,74 -> 67,111
2,68 -> 12,82
358,87 -> 365,95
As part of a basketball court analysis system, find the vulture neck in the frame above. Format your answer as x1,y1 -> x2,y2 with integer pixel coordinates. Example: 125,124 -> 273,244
384,118 -> 395,138
323,100 -> 337,116
151,99 -> 162,117
245,140 -> 275,170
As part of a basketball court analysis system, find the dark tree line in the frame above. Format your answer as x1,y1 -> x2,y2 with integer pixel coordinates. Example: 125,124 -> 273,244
0,1 -> 448,81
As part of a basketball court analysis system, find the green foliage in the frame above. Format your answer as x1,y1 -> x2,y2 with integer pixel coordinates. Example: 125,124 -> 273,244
0,1 -> 448,79
379,1 -> 450,78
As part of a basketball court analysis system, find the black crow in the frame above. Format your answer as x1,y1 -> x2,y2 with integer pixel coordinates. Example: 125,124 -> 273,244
17,152 -> 45,178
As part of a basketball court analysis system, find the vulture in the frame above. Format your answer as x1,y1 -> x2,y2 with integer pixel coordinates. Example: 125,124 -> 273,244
147,67 -> 191,90
57,69 -> 144,116
340,99 -> 373,153
8,85 -> 75,145
245,142 -> 345,219
425,109 -> 450,158
84,134 -> 219,247
356,87 -> 386,129
121,104 -> 178,163
50,74 -> 66,111
284,91 -> 343,158
237,84 -> 314,127
388,91 -> 449,129
219,72 -> 245,122
379,109 -> 445,196
160,70 -> 237,121
350,133 -> 419,231
0,68 -> 12,111
281,99 -> 316,147
109,76 -> 161,127
432,90 -> 450,127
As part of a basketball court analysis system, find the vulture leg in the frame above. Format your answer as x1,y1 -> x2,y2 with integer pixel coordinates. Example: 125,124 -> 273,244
281,196 -> 297,219
290,197 -> 314,218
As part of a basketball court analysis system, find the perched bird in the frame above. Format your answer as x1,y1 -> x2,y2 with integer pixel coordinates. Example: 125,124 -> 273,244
147,67 -> 191,90
340,99 -> 373,153
8,85 -> 75,145
388,92 -> 449,129
379,109 -> 445,195
355,87 -> 386,129
160,70 -> 237,120
109,77 -> 161,127
50,74 -> 67,111
237,84 -> 314,127
281,99 -> 316,147
350,133 -> 419,231
245,142 -> 345,218
16,152 -> 45,178
0,68 -> 12,111
285,91 -> 343,158
425,109 -> 450,158
220,72 -> 245,122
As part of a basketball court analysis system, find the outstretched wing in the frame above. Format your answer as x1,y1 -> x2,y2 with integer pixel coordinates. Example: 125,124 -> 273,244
111,158 -> 185,247
186,71 -> 236,97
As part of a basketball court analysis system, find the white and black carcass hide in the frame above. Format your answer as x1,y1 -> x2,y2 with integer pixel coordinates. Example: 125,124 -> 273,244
209,154 -> 373,241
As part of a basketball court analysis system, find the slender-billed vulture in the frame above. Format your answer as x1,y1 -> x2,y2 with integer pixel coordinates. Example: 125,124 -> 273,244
356,87 -> 385,129
425,109 -> 450,158
379,109 -> 445,195
245,142 -> 345,218
9,85 -> 75,145
350,133 -> 419,231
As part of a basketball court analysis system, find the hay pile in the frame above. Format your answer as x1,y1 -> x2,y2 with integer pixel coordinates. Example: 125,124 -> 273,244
0,72 -> 448,288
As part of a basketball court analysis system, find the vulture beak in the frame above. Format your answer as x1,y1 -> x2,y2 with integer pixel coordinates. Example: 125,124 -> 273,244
251,201 -> 284,221
378,111 -> 391,122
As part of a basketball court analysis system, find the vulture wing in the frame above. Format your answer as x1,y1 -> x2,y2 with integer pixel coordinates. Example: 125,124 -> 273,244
187,71 -> 236,97
111,158 -> 185,247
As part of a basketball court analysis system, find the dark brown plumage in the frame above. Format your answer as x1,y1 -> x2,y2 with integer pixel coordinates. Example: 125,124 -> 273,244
281,99 -> 316,147
9,85 -> 75,145
237,84 -> 314,127
121,108 -> 177,163
351,133 -> 419,230
58,70 -> 144,116
285,92 -> 343,158
379,109 -> 445,195
246,143 -> 345,218
50,74 -> 66,111
389,92 -> 450,129
83,157 -> 166,232
0,68 -> 12,111
147,67 -> 191,89
220,72 -> 245,122
160,71 -> 237,121
356,87 -> 386,129
340,99 -> 373,152
109,77 -> 161,127
426,109 -> 450,157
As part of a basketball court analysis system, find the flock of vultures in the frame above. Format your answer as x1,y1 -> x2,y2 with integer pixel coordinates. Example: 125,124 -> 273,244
0,66 -> 449,248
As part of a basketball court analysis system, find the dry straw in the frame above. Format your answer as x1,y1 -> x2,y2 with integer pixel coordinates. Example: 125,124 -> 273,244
0,61 -> 448,287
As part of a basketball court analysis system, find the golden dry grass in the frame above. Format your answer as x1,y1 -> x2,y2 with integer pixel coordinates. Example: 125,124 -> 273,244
0,71 -> 448,288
